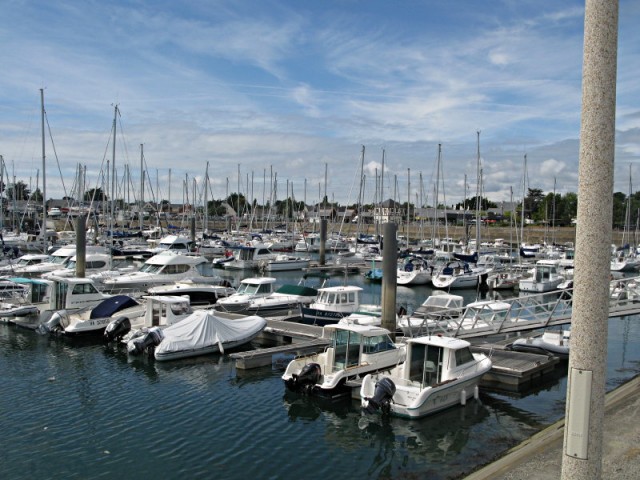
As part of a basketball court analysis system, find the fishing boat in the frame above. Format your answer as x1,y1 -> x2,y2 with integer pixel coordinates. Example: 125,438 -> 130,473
282,323 -> 405,398
518,259 -> 565,293
360,335 -> 492,418
151,311 -> 267,361
299,285 -> 379,326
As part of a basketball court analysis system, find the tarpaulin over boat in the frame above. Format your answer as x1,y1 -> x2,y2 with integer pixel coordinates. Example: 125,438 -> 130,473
90,295 -> 139,319
154,310 -> 266,359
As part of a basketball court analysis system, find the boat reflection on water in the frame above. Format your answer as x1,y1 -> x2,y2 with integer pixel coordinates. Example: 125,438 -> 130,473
282,389 -> 354,422
357,399 -> 490,464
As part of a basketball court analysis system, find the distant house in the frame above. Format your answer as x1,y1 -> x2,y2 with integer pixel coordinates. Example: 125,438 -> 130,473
373,199 -> 403,224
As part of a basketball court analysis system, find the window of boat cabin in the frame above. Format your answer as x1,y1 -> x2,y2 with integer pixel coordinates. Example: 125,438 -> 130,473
409,344 -> 443,387
30,282 -> 48,303
455,347 -> 475,367
332,329 -> 361,371
363,334 -> 396,354
257,283 -> 271,294
72,283 -> 99,294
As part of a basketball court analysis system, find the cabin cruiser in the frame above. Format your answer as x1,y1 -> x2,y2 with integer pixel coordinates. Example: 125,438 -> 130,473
96,251 -> 221,293
360,335 -> 492,418
282,323 -> 405,398
261,254 -> 311,272
232,282 -> 319,317
147,235 -> 195,255
10,245 -> 107,278
3,276 -> 111,329
214,277 -> 277,313
41,252 -> 118,279
0,253 -> 50,275
398,293 -> 464,337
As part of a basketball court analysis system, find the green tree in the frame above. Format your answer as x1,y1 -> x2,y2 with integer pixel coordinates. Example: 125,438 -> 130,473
85,187 -> 108,202
6,181 -> 30,200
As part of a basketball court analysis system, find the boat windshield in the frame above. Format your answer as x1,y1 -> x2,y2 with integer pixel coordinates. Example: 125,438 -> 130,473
362,334 -> 396,354
139,264 -> 163,274
51,256 -> 69,265
408,343 -> 443,387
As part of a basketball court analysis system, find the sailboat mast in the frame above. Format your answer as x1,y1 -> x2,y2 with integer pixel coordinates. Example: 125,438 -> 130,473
40,88 -> 47,246
111,105 -> 118,244
475,130 -> 481,251
139,144 -> 144,231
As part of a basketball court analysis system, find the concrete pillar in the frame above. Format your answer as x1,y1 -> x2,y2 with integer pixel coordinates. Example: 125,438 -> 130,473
381,222 -> 397,340
561,1 -> 618,478
75,215 -> 86,278
319,219 -> 327,266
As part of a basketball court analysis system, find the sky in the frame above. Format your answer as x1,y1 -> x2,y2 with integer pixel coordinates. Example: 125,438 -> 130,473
1,0 -> 639,209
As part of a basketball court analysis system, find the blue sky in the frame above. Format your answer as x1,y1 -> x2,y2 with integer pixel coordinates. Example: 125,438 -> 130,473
1,0 -> 639,208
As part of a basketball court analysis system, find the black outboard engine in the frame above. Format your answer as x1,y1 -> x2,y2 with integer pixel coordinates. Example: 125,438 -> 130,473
362,377 -> 396,415
127,327 -> 164,355
284,362 -> 322,393
104,316 -> 131,342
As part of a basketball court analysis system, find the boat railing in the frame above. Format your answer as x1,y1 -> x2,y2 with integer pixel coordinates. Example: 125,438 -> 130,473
431,275 -> 640,339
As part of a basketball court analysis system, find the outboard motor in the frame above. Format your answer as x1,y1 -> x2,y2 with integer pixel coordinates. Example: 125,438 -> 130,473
126,327 -> 164,355
284,362 -> 322,393
37,311 -> 65,335
104,316 -> 131,342
362,377 -> 396,415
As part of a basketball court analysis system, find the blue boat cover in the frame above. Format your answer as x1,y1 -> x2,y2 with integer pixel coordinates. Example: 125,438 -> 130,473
90,295 -> 139,319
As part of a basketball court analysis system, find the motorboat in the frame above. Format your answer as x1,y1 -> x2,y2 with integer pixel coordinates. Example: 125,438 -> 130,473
261,254 -> 310,272
0,253 -> 50,275
299,285 -> 379,326
398,293 -> 464,337
431,261 -> 491,290
282,323 -> 405,398
396,255 -> 432,286
214,276 -> 278,313
5,276 -> 111,329
147,234 -> 195,255
39,294 -> 143,336
146,279 -> 236,307
486,269 -> 522,290
509,329 -> 571,359
234,282 -> 319,317
10,245 -> 107,278
222,243 -> 277,270
360,335 -> 492,418
0,278 -> 29,300
294,233 -> 321,253
150,310 -> 267,361
97,251 -> 221,293
518,259 -> 565,293
105,295 -> 194,344
41,252 -> 117,279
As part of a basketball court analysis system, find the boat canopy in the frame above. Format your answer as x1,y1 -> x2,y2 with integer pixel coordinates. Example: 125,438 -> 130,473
90,295 -> 139,319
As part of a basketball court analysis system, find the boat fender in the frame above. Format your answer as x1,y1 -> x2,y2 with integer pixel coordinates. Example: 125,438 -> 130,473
460,389 -> 467,406
362,377 -> 396,415
104,316 -> 132,342
474,385 -> 480,400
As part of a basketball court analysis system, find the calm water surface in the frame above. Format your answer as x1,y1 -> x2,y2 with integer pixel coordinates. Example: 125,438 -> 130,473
1,268 -> 639,480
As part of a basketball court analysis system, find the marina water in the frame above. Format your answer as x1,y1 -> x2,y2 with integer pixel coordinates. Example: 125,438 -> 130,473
2,267 -> 640,479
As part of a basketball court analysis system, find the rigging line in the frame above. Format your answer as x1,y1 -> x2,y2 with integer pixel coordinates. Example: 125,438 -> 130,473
44,111 -> 69,199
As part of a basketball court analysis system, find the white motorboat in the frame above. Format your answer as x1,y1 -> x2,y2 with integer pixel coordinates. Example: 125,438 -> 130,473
11,245 -> 107,278
431,261 -> 490,290
360,335 -> 492,419
214,277 -> 277,313
239,283 -> 319,317
396,255 -> 432,286
398,293 -> 464,337
518,259 -> 565,293
39,294 -> 143,336
486,269 -> 522,290
41,252 -> 116,279
509,329 -> 571,359
97,251 -> 220,293
105,295 -> 195,344
222,243 -> 277,270
5,276 -> 111,329
261,254 -> 311,272
147,279 -> 236,307
282,323 -> 405,398
151,311 -> 267,361
147,234 -> 195,255
0,253 -> 50,275
300,285 -> 380,326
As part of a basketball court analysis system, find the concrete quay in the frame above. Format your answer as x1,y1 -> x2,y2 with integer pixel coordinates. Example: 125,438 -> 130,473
465,374 -> 640,479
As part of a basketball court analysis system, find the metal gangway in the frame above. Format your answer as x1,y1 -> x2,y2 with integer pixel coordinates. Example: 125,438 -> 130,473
403,275 -> 640,340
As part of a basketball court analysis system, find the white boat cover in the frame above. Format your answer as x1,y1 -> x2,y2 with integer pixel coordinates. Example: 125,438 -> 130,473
155,310 -> 266,358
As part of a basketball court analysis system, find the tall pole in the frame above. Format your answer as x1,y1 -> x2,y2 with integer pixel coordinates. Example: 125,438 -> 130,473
561,1 -> 618,478
40,88 -> 48,247
140,144 -> 144,231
